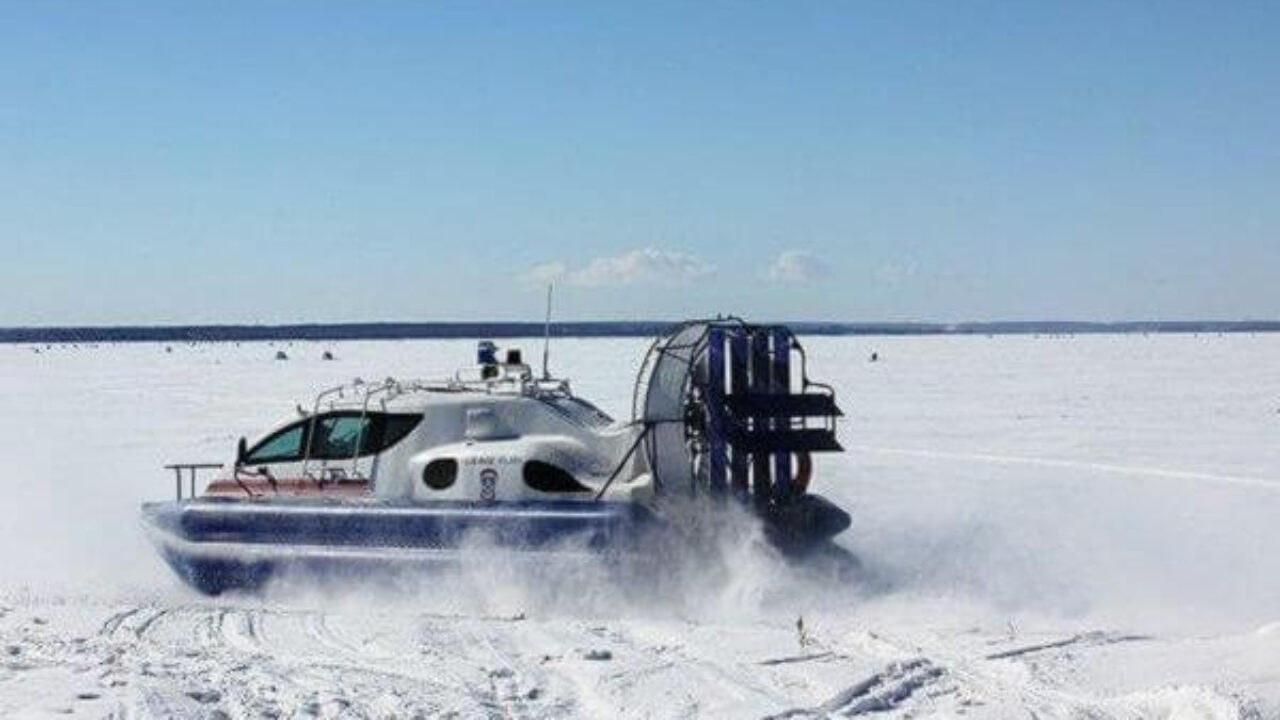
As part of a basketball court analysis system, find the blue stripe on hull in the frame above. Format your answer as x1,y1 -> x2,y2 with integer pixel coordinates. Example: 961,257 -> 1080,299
145,499 -> 651,548
141,499 -> 656,594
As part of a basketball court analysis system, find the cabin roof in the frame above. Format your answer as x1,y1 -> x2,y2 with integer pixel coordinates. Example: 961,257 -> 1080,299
304,373 -> 616,428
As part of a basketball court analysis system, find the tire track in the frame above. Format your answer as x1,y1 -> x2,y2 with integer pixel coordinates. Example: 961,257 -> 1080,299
99,607 -> 144,639
99,605 -> 177,644
433,618 -> 562,720
132,607 -> 173,639
853,444 -> 1280,492
114,606 -> 467,718
984,631 -> 1151,661
305,611 -> 357,656
604,622 -> 793,711
220,608 -> 265,654
764,658 -> 948,719
194,607 -> 228,649
839,627 -> 1110,719
280,610 -> 489,715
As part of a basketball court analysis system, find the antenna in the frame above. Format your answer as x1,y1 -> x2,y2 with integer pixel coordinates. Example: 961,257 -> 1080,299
541,283 -> 554,379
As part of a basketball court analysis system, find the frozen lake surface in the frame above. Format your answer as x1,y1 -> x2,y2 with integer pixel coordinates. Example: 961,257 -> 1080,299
2,334 -> 1279,719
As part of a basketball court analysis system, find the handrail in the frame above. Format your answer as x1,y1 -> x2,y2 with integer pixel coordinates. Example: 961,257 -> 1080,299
350,379 -> 398,478
164,463 -> 224,500
287,373 -> 579,422
300,382 -> 353,480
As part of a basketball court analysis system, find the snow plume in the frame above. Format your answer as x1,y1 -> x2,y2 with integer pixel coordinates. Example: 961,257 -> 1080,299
823,443 -> 1280,633
522,248 -> 714,288
261,496 -> 853,625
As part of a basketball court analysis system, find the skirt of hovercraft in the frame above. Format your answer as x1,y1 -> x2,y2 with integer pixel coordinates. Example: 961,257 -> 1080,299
149,533 -> 638,595
762,494 -> 853,551
141,499 -> 657,595
141,496 -> 854,595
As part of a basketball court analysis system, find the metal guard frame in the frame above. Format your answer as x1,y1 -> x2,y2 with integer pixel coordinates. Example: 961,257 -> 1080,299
633,318 -> 843,507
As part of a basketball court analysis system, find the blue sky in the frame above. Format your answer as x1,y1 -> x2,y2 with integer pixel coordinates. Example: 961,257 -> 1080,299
1,1 -> 1277,325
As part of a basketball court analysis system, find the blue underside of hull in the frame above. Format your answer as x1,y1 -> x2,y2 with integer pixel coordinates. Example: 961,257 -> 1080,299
141,495 -> 851,595
142,499 -> 656,594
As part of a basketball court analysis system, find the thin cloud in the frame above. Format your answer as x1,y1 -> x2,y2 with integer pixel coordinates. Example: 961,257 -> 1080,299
522,248 -> 714,288
521,261 -> 569,286
765,250 -> 828,283
875,259 -> 917,285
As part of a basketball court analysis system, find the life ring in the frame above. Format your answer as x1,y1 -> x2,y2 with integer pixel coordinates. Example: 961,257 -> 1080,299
792,451 -> 813,496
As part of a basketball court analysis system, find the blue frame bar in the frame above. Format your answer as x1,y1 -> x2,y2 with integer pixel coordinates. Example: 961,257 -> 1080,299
705,326 -> 727,494
771,328 -> 793,499
728,330 -> 751,500
750,329 -> 773,506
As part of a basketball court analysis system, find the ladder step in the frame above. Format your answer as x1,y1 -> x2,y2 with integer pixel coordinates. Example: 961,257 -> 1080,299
725,393 -> 843,418
729,429 -> 844,453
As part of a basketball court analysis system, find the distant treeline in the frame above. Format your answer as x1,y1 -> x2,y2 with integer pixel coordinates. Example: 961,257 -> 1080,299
3,320 -> 1280,344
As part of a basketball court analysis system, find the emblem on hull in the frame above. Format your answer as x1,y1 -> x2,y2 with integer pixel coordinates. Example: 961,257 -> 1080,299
479,468 -> 498,503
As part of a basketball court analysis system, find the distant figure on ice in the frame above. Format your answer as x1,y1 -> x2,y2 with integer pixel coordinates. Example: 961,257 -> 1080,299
275,350 -> 288,361
322,350 -> 335,361
869,351 -> 879,363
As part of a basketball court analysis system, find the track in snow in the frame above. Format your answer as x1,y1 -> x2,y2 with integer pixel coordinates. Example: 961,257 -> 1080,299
0,594 -> 1261,719
853,444 -> 1280,492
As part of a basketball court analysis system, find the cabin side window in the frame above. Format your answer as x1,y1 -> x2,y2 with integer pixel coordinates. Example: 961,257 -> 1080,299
244,422 -> 308,464
309,412 -> 424,460
244,413 -> 422,465
381,414 -> 422,450
309,415 -> 370,459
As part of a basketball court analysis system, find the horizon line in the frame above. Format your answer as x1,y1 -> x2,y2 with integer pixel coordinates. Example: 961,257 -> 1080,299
3,319 -> 1280,344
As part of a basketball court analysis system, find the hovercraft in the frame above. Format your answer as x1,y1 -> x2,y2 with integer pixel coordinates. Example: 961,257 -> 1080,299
142,319 -> 849,595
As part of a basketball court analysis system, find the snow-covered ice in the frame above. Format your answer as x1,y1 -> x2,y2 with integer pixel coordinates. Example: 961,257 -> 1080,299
2,334 -> 1279,719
